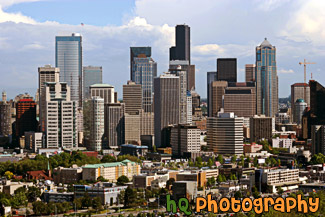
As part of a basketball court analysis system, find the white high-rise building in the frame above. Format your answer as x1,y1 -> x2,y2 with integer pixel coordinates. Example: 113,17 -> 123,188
89,97 -> 104,151
40,82 -> 78,149
170,124 -> 200,156
207,111 -> 243,155
186,91 -> 192,124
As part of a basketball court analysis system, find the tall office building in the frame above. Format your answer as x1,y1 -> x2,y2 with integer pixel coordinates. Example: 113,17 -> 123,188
217,58 -> 237,82
125,113 -> 140,144
123,81 -> 142,115
207,71 -> 217,117
55,33 -> 82,105
169,66 -> 188,124
311,125 -> 325,155
16,99 -> 37,137
38,65 -> 60,126
169,24 -> 195,91
223,82 -> 256,117
104,103 -> 125,148
291,83 -> 310,121
154,73 -> 180,147
256,38 -> 278,117
186,91 -> 192,124
302,80 -> 325,139
169,24 -> 190,64
170,124 -> 201,157
40,82 -> 78,149
169,60 -> 195,91
2,91 -> 7,103
245,64 -> 256,82
0,101 -> 11,137
89,84 -> 115,104
210,81 -> 228,117
207,112 -> 243,155
130,47 -> 157,112
294,99 -> 307,126
83,66 -> 102,100
89,97 -> 104,151
38,65 -> 60,98
249,115 -> 273,143
139,110 -> 154,136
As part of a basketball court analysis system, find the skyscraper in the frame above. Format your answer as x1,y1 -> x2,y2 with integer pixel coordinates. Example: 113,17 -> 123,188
89,84 -> 115,104
123,81 -> 142,115
130,47 -> 157,112
104,103 -> 125,148
55,33 -> 82,105
291,83 -> 310,121
38,65 -> 60,99
217,58 -> 237,82
154,73 -> 180,147
256,38 -> 278,117
83,66 -> 102,100
40,82 -> 78,149
16,98 -> 37,137
169,24 -> 195,91
245,64 -> 256,82
294,99 -> 307,126
0,101 -> 11,137
207,71 -> 217,117
223,82 -> 256,118
89,97 -> 104,151
249,115 -> 273,143
169,24 -> 190,63
207,112 -> 243,155
210,81 -> 228,117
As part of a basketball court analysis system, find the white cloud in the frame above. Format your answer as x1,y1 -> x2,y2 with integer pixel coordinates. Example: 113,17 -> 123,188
278,68 -> 294,74
0,6 -> 36,23
193,44 -> 225,56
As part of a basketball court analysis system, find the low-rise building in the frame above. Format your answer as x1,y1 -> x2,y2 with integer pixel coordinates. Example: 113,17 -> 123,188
120,144 -> 148,157
172,181 -> 197,202
43,192 -> 74,203
74,183 -> 127,205
272,137 -> 294,149
53,165 -> 83,184
82,159 -> 140,182
243,143 -> 263,153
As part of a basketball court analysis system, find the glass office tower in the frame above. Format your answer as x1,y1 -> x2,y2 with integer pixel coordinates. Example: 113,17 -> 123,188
256,38 -> 278,117
56,33 -> 82,105
131,47 -> 157,112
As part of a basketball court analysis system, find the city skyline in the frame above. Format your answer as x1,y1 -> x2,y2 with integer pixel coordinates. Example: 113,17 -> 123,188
1,0 -> 324,100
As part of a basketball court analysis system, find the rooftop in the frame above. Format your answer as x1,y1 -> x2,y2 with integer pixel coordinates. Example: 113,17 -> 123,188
90,83 -> 114,88
83,159 -> 137,169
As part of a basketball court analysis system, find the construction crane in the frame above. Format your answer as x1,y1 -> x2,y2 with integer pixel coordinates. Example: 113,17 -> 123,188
299,59 -> 316,104
299,59 -> 316,84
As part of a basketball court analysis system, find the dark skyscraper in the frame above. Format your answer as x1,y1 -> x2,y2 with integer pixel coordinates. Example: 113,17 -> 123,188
169,24 -> 190,64
217,58 -> 237,82
207,71 -> 217,117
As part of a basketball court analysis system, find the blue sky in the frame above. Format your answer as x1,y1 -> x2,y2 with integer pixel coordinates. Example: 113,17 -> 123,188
0,0 -> 325,100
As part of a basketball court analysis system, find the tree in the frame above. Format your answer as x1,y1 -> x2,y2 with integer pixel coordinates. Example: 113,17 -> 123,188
4,171 -> 13,179
101,155 -> 116,163
27,186 -> 41,202
207,158 -> 213,168
253,156 -> 258,167
10,191 -> 28,208
97,176 -> 108,182
92,197 -> 102,211
82,192 -> 92,208
207,177 -> 216,187
276,186 -> 284,195
74,198 -> 83,210
117,175 -> 130,185
231,155 -> 237,164
32,201 -> 47,216
124,187 -> 137,207
234,191 -> 242,200
216,155 -> 224,164
195,157 -> 203,168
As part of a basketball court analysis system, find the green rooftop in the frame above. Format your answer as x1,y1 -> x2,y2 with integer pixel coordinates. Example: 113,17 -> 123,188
83,159 -> 137,169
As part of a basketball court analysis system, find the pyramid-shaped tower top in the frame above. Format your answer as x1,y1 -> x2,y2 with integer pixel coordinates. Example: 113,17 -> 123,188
260,37 -> 272,48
